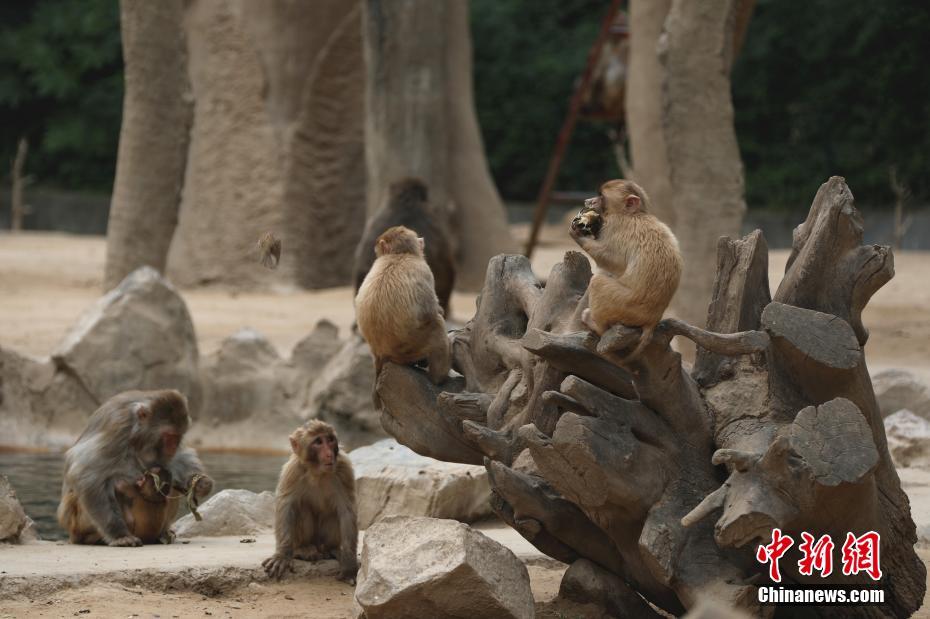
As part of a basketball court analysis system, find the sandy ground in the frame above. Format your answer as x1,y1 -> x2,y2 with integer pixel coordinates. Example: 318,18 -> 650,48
0,526 -> 567,619
1,230 -> 928,382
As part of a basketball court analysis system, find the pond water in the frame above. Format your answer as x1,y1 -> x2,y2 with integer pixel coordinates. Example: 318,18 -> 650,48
0,451 -> 288,540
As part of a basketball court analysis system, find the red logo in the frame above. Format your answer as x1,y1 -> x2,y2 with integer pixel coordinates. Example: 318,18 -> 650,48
757,530 -> 882,582
841,531 -> 882,581
756,528 -> 794,582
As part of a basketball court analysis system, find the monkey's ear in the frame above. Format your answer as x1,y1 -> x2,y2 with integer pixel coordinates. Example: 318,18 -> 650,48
624,194 -> 642,213
289,436 -> 299,454
417,237 -> 425,252
377,239 -> 389,254
133,403 -> 151,421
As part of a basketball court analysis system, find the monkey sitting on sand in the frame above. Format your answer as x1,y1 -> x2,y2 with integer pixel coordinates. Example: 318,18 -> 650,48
354,225 -> 451,404
569,179 -> 682,360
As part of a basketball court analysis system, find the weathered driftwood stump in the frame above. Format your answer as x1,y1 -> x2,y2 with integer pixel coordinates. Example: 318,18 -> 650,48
377,177 -> 925,617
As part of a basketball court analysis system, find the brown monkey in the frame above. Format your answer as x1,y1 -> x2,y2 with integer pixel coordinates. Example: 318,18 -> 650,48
57,389 -> 213,546
354,225 -> 451,399
262,420 -> 358,583
353,178 -> 456,315
570,179 -> 682,360
115,467 -> 176,544
256,231 -> 282,270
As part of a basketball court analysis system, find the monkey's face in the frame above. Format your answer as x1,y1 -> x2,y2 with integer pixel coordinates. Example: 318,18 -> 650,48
307,433 -> 339,471
570,197 -> 604,241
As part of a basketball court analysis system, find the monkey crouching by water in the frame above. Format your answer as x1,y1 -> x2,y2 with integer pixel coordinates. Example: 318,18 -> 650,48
355,225 -> 451,400
570,179 -> 682,361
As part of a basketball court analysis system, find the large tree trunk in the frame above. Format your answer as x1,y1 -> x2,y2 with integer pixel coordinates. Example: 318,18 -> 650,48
625,0 -> 748,328
104,0 -> 192,290
164,0 -> 365,289
242,0 -> 366,289
363,0 -> 515,291
377,177 -> 926,617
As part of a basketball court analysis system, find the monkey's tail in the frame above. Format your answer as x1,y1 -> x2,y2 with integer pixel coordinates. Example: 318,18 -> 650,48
372,357 -> 384,411
624,324 -> 655,363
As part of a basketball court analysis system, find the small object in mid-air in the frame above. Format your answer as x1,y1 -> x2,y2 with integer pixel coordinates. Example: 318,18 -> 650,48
257,232 -> 282,270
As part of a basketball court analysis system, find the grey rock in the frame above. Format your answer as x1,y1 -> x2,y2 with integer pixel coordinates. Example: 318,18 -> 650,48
873,369 -> 930,420
353,516 -> 533,619
885,409 -> 930,468
174,489 -> 275,538
53,266 -> 200,410
349,439 -> 492,529
0,346 -> 96,448
0,476 -> 30,542
305,334 -> 383,448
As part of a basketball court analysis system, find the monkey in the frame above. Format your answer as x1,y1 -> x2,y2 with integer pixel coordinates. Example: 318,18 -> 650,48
569,179 -> 682,361
256,232 -> 282,270
115,467 -> 177,544
262,420 -> 358,584
354,225 -> 451,404
57,389 -> 214,546
353,178 -> 456,316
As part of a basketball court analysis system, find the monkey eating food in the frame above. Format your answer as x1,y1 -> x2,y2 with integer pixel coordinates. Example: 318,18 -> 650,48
262,420 -> 358,584
57,389 -> 213,546
570,179 -> 682,361
354,225 -> 451,403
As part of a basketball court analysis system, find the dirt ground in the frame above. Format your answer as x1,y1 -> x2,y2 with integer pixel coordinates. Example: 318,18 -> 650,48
1,230 -> 928,382
0,564 -> 566,619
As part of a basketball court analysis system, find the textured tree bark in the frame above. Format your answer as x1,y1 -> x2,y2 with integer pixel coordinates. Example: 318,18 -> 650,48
162,0 -> 365,289
105,0 -> 191,290
625,0 -> 751,329
378,177 -> 925,617
363,0 -> 515,291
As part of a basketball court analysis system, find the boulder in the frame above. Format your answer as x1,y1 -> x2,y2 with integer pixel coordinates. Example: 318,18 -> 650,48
350,439 -> 492,529
52,267 -> 200,410
872,369 -> 930,420
0,476 -> 31,543
173,489 -> 275,538
353,516 -> 534,619
885,409 -> 930,468
305,335 -> 383,448
0,346 -> 96,448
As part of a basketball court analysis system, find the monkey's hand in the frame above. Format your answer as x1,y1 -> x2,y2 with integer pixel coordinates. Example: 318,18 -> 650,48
189,474 -> 214,500
108,534 -> 143,547
570,208 -> 602,238
338,553 -> 359,585
262,553 -> 294,580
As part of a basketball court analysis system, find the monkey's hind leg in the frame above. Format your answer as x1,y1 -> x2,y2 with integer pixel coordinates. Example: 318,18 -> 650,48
426,328 -> 451,385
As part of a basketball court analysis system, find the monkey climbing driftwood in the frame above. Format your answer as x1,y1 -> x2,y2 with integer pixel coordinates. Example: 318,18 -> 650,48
377,176 -> 925,617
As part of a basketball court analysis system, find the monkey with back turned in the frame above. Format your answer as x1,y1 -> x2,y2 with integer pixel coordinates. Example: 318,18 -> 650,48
570,179 -> 682,360
353,178 -> 455,316
355,225 -> 451,400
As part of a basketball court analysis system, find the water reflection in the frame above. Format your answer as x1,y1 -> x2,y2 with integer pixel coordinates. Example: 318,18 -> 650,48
0,451 -> 287,540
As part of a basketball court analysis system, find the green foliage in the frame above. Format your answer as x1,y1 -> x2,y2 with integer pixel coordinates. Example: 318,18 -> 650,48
470,0 -> 619,201
0,0 -> 122,191
733,0 -> 930,207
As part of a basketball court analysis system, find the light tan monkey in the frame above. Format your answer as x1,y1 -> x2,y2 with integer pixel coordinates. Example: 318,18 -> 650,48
569,179 -> 682,360
262,421 -> 358,583
354,225 -> 451,400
